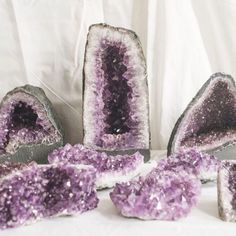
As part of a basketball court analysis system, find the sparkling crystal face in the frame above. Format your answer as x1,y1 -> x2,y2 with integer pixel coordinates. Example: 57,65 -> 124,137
228,164 -> 236,210
102,45 -> 131,135
0,91 -> 61,155
83,24 -> 149,150
170,73 -> 236,154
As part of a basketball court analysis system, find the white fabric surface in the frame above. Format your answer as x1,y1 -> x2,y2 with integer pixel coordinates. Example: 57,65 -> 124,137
1,0 -> 236,149
1,150 -> 235,236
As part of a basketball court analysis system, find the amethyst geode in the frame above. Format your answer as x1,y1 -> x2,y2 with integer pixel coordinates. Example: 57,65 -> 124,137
110,169 -> 201,220
83,24 -> 150,160
168,73 -> 236,160
48,143 -> 145,189
157,149 -> 220,182
217,160 -> 236,221
0,85 -> 63,163
0,163 -> 98,229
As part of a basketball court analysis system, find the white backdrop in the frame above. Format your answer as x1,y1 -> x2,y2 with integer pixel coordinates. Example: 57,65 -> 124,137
1,0 -> 235,149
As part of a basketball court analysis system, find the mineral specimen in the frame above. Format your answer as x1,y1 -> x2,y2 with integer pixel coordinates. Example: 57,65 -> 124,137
110,169 -> 201,220
0,85 -> 64,163
0,163 -> 98,229
83,23 -> 150,160
156,149 -> 220,182
217,160 -> 236,221
48,143 -> 145,189
167,73 -> 236,159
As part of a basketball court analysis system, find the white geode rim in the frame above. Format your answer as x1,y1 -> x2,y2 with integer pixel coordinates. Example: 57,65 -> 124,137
83,23 -> 149,151
168,73 -> 236,155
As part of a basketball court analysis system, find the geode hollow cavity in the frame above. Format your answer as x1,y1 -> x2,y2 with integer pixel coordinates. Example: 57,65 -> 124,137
217,160 -> 236,222
0,163 -> 98,229
48,143 -> 145,189
157,149 -> 220,183
83,23 -> 150,161
110,169 -> 201,220
168,73 -> 236,160
0,85 -> 64,163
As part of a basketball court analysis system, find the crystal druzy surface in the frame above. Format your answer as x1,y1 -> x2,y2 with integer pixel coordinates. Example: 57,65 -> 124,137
110,169 -> 201,220
218,160 -> 236,221
157,149 -> 220,182
0,163 -> 98,229
83,23 -> 149,152
168,73 -> 236,156
48,143 -> 144,188
0,85 -> 63,163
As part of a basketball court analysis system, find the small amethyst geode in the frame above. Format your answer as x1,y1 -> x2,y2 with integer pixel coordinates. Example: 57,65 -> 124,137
0,85 -> 63,163
157,149 -> 220,182
110,169 -> 201,220
48,143 -> 145,189
168,73 -> 236,160
0,163 -> 98,229
218,160 -> 236,221
83,24 -> 150,160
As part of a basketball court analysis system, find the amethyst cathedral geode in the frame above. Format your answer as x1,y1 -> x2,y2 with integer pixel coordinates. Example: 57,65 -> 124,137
0,163 -> 98,229
218,161 -> 236,221
110,169 -> 201,220
0,85 -> 63,163
168,73 -> 236,160
48,143 -> 145,189
83,24 -> 150,160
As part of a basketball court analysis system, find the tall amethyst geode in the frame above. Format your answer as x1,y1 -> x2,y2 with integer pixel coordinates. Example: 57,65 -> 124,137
83,24 -> 150,160
218,160 -> 236,222
168,73 -> 236,160
0,85 -> 63,163
0,163 -> 98,229
110,169 -> 201,220
48,143 -> 145,189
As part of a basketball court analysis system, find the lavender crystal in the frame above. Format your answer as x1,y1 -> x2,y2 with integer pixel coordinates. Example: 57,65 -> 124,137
168,73 -> 236,159
48,143 -> 144,188
110,169 -> 201,220
83,24 -> 150,156
0,163 -> 98,229
156,149 -> 220,182
218,160 -> 236,221
0,85 -> 63,163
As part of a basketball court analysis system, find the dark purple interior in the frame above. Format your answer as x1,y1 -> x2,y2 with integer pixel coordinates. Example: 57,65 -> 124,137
180,81 -> 236,147
101,45 -> 132,135
229,164 -> 236,210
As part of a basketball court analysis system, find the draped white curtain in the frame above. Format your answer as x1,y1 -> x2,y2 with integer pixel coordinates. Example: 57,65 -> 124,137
1,0 -> 235,149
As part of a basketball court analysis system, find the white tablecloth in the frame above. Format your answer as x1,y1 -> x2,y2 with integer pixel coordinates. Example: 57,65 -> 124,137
2,151 -> 236,236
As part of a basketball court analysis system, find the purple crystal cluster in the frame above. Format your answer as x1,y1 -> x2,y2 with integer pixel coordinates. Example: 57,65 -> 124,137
0,88 -> 61,155
0,163 -> 98,229
157,149 -> 220,182
83,24 -> 149,151
218,161 -> 236,221
168,73 -> 236,155
110,169 -> 201,220
48,143 -> 144,188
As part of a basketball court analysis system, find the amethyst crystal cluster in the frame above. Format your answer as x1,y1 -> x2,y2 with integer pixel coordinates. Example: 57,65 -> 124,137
0,85 -> 63,163
168,73 -> 236,159
0,163 -> 98,229
83,24 -> 150,159
48,143 -> 144,189
157,149 -> 220,182
218,160 -> 236,221
110,169 -> 201,220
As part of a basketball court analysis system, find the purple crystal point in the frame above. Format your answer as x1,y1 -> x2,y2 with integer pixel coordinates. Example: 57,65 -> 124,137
0,163 -> 98,229
157,149 -> 220,182
48,143 -> 144,189
218,160 -> 236,221
168,73 -> 236,160
83,24 -> 150,160
110,169 -> 201,220
0,85 -> 64,163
